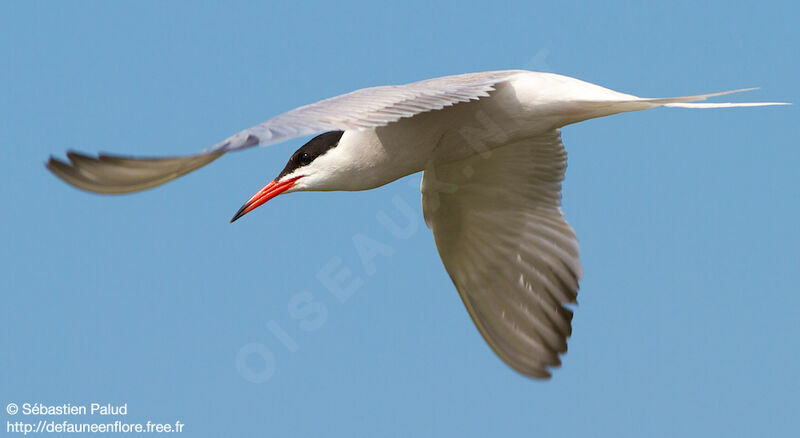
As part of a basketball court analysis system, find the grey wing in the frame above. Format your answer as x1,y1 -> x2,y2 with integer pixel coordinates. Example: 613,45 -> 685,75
421,131 -> 581,379
206,70 -> 524,153
47,70 -> 523,194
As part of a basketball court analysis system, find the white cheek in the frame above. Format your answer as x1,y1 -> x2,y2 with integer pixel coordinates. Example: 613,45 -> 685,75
284,130 -> 394,192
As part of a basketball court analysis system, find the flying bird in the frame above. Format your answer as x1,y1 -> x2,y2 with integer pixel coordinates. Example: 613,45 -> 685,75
47,70 -> 786,378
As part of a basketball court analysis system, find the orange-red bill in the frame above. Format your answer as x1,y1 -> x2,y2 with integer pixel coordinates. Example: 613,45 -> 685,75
230,176 -> 302,223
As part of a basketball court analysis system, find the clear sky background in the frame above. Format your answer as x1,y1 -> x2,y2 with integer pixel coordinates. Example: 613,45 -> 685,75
1,1 -> 798,436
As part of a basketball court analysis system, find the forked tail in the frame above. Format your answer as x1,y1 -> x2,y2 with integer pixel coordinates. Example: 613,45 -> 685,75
569,88 -> 788,123
643,88 -> 788,108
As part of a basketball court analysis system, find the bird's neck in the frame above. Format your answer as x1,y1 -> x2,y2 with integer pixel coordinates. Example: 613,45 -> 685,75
320,128 -> 431,191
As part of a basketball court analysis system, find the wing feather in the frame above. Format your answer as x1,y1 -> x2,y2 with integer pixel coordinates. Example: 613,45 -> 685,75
421,131 -> 580,378
207,70 -> 522,153
46,151 -> 224,194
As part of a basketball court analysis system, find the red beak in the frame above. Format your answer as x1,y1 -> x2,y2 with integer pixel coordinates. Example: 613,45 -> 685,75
230,176 -> 301,223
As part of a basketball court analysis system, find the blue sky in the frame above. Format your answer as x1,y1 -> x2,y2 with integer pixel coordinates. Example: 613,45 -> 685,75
1,1 -> 798,436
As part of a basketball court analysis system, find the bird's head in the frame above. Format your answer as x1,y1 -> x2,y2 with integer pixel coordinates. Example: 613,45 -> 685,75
230,130 -> 346,223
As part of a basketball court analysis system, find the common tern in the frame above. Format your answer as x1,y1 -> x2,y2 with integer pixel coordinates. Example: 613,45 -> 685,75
47,70 -> 786,378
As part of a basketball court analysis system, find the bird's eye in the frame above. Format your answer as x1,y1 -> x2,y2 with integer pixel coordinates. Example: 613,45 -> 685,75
298,152 -> 311,164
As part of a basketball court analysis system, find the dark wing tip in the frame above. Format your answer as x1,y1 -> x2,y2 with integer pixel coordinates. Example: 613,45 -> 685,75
45,155 -> 59,168
46,150 -> 225,195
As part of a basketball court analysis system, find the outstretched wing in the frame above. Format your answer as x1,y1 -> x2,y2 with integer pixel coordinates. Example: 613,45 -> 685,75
48,70 -> 523,194
421,131 -> 580,379
207,70 -> 523,153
